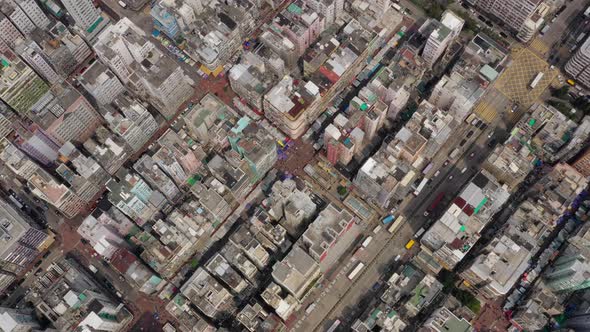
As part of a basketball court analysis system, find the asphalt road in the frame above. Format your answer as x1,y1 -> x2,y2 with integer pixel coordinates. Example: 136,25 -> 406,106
302,113 -> 512,330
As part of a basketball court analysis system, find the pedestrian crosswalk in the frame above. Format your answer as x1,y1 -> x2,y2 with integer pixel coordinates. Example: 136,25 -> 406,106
529,38 -> 550,57
473,100 -> 498,123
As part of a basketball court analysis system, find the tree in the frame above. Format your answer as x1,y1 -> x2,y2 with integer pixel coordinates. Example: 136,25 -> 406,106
551,86 -> 570,100
337,185 -> 348,196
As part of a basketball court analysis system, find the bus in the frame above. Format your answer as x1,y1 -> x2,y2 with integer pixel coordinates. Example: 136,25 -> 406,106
422,162 -> 434,175
348,262 -> 365,280
361,236 -> 373,248
529,72 -> 544,89
424,192 -> 445,216
405,239 -> 416,250
413,178 -> 429,196
392,3 -> 402,11
388,216 -> 405,234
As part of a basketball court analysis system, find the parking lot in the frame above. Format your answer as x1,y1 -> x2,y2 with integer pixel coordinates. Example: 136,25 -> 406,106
494,48 -> 556,108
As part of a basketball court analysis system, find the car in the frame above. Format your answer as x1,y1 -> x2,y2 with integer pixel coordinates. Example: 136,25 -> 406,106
34,260 -> 42,268
118,1 -> 127,8
42,251 -> 51,259
460,139 -> 467,146
443,160 -> 450,166
500,32 -> 508,38
475,120 -> 482,128
488,138 -> 497,147
461,167 -> 468,174
434,170 -> 440,177
449,175 -> 454,180
469,152 -> 475,158
477,15 -> 486,21
488,131 -> 494,138
466,130 -> 474,138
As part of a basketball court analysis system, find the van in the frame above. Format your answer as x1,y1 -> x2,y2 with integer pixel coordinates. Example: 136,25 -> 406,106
461,167 -> 468,174
373,225 -> 382,234
118,0 -> 127,8
362,236 -> 373,248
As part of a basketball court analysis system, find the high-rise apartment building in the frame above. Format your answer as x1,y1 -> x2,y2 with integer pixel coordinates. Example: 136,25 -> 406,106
0,12 -> 23,48
60,0 -> 102,32
468,0 -> 546,42
422,10 -> 464,68
0,50 -> 50,114
565,37 -> 590,88
572,148 -> 590,177
0,198 -> 51,270
0,307 -> 42,332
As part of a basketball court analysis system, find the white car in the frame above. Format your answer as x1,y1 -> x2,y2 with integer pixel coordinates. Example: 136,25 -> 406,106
118,0 -> 127,8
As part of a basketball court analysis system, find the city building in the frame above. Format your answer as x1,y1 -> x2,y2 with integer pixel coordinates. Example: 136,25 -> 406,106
461,234 -> 532,299
28,83 -> 103,145
421,10 -> 464,67
299,203 -> 356,268
106,168 -> 163,225
468,0 -> 549,42
12,123 -> 61,166
260,282 -> 299,321
78,61 -> 126,105
351,303 -> 408,332
354,100 -> 458,208
0,198 -> 52,271
227,116 -> 277,183
0,50 -> 50,114
60,0 -> 109,39
267,1 -> 326,56
165,294 -> 216,332
180,267 -> 236,319
423,307 -> 474,332
0,139 -> 87,218
544,223 -> 590,293
264,178 -> 317,236
264,19 -> 377,138
0,307 -> 43,332
324,86 -> 388,165
13,39 -> 62,84
573,148 -> 590,177
109,248 -> 167,295
418,170 -> 510,273
183,93 -> 240,149
305,0 -> 344,25
77,214 -> 126,259
229,51 -> 279,111
236,301 -> 285,332
151,129 -> 203,186
205,253 -> 249,294
26,258 -> 133,331
133,155 -> 181,202
100,95 -> 160,153
94,18 -> 194,119
429,33 -> 507,120
510,281 -> 563,331
404,274 -> 444,317
271,245 -> 321,300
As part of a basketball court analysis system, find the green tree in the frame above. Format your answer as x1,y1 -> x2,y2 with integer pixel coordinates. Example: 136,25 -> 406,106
337,185 -> 348,196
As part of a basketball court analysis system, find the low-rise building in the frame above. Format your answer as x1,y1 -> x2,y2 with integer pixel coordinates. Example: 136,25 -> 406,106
180,267 -> 235,319
461,234 -> 532,299
404,274 -> 444,317
271,245 -> 321,300
300,203 -> 356,268
205,253 -> 249,294
27,258 -> 133,331
423,307 -> 474,332
236,301 -> 285,332
418,170 -> 510,273
165,294 -> 216,332
261,282 -> 299,321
